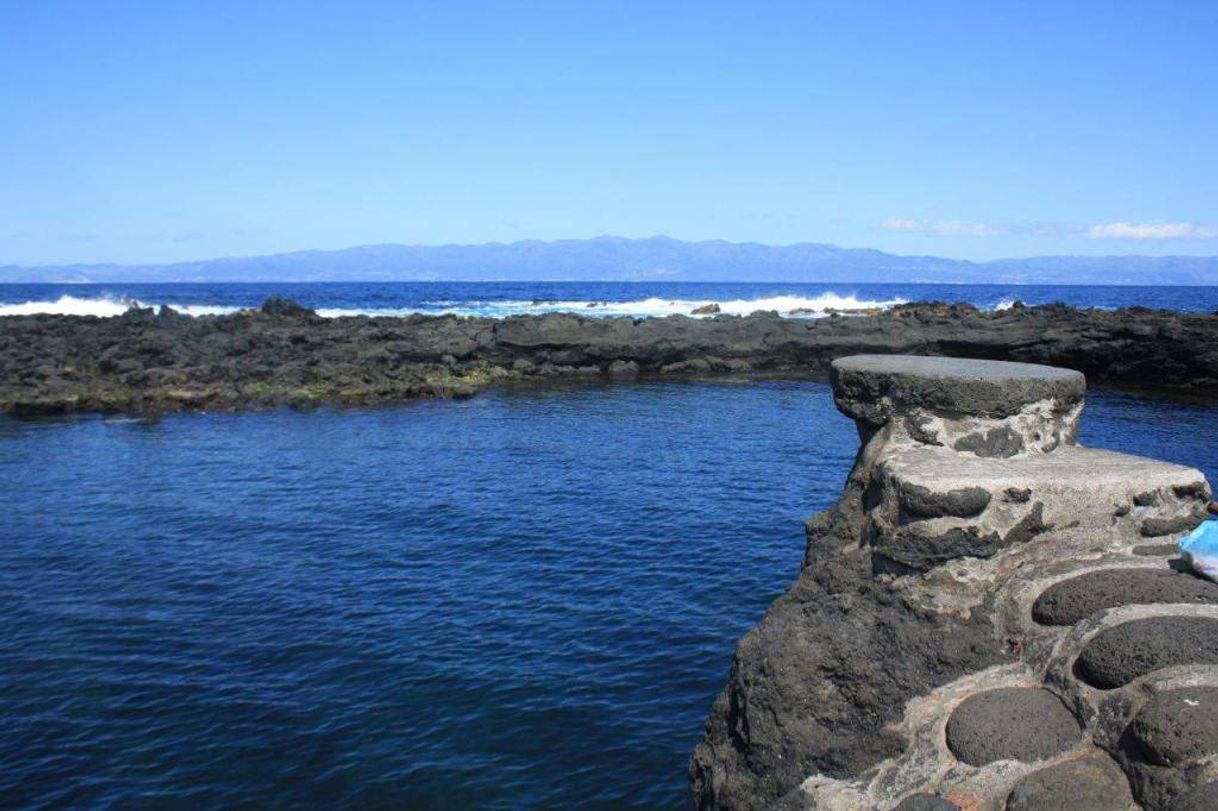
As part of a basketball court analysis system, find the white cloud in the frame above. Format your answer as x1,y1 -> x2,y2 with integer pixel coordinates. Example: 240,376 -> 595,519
1085,221 -> 1218,240
882,218 -> 1009,237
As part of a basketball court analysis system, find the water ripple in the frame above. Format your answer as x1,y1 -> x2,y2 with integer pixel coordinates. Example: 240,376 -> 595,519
0,380 -> 1214,808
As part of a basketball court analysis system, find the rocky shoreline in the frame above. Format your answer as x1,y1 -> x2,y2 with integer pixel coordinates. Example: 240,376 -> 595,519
1,297 -> 1216,416
690,355 -> 1216,810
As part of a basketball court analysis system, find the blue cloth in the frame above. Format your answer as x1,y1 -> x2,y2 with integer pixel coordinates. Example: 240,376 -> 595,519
1179,519 -> 1218,582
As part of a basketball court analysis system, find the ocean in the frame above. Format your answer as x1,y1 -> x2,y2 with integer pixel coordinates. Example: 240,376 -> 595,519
3,280 -> 1218,319
1,282 -> 1217,808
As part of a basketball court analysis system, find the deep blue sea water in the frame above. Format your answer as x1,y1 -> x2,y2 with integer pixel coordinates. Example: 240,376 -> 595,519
1,379 -> 1216,809
2,280 -> 1218,318
1,281 -> 1217,808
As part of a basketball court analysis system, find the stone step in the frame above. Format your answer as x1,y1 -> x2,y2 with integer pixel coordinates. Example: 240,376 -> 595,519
867,445 -> 1210,571
831,354 -> 1086,424
831,354 -> 1087,457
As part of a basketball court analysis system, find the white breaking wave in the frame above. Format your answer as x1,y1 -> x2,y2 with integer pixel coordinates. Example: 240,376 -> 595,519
0,295 -> 241,318
0,294 -> 137,317
321,293 -> 910,319
478,293 -> 909,319
0,292 -> 909,320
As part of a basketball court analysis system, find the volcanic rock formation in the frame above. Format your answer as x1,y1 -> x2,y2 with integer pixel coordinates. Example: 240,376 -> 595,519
690,355 -> 1215,810
1,301 -> 1217,415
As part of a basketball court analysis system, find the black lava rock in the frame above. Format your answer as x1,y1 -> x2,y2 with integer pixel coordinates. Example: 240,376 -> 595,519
1076,616 -> 1218,689
900,483 -> 991,519
3,301 -> 1218,416
892,793 -> 956,810
1169,781 -> 1218,810
260,296 -> 316,318
1128,687 -> 1218,767
945,687 -> 1080,766
1133,543 -> 1182,556
1142,512 -> 1207,538
952,425 -> 1025,458
1032,568 -> 1218,626
1005,755 -> 1132,811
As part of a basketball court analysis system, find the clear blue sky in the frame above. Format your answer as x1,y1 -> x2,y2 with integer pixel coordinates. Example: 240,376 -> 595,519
2,0 -> 1216,266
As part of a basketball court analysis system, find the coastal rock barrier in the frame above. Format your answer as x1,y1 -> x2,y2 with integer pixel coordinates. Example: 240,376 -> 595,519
0,299 -> 1216,415
690,355 -> 1216,810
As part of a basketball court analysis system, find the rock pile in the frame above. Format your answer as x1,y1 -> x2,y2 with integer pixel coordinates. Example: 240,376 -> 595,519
691,355 -> 1215,810
1,301 -> 1216,415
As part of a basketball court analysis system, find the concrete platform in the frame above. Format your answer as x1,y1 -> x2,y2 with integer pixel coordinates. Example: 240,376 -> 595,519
872,445 -> 1209,565
831,354 -> 1086,425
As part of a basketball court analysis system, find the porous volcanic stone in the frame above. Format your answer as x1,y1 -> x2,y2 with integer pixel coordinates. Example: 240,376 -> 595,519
880,525 -> 1005,571
1142,512 -> 1206,538
1169,781 -> 1218,811
1134,543 -> 1181,556
1076,616 -> 1218,689
1005,755 -> 1133,811
900,483 -> 991,519
951,425 -> 1026,458
830,355 -> 1085,426
892,793 -> 956,810
1032,568 -> 1218,626
1128,687 -> 1218,766
878,502 -> 1050,572
944,687 -> 1080,766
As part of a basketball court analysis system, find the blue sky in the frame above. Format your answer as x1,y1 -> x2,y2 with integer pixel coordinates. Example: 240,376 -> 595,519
2,0 -> 1216,266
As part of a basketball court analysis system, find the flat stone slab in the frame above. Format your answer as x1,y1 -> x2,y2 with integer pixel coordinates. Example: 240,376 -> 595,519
1128,687 -> 1218,767
872,446 -> 1207,571
1033,568 -> 1218,626
1005,754 -> 1133,811
892,794 -> 956,811
831,354 -> 1085,425
884,445 -> 1205,500
1076,616 -> 1218,689
1169,781 -> 1218,810
945,687 -> 1081,766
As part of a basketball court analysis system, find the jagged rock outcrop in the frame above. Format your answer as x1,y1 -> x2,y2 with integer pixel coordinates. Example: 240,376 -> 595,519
1,300 -> 1216,415
691,355 -> 1214,810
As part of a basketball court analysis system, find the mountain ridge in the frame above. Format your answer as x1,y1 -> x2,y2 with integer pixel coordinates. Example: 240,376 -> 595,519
3,235 -> 1216,285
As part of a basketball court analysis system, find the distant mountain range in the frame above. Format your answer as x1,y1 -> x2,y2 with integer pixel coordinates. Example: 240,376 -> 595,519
3,236 -> 1217,285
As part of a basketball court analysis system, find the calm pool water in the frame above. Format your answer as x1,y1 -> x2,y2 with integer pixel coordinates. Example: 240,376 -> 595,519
1,379 -> 1214,808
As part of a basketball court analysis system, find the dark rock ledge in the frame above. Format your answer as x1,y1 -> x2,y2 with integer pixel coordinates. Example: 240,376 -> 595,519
690,355 -> 1213,810
1,299 -> 1216,416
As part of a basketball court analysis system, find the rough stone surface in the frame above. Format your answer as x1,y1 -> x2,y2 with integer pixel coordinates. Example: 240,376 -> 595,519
1004,755 -> 1133,811
874,500 -> 1053,573
1127,687 -> 1218,767
690,354 -> 1212,810
1168,781 -> 1218,811
881,446 -> 1206,521
951,425 -> 1026,458
1032,568 -> 1218,626
1142,513 -> 1206,538
1076,616 -> 1218,689
1134,543 -> 1182,556
831,354 -> 1086,426
7,301 -> 1216,415
899,484 -> 991,519
891,794 -> 957,810
687,499 -> 1001,807
944,687 -> 1080,766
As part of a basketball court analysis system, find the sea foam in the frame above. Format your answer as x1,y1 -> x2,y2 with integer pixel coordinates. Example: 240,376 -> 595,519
384,293 -> 909,319
0,292 -> 908,320
0,295 -> 242,318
